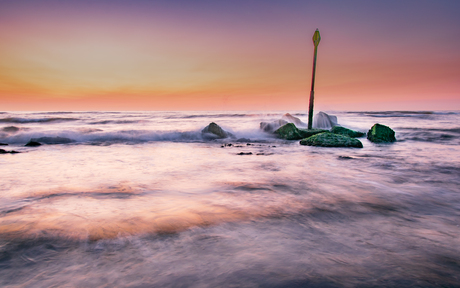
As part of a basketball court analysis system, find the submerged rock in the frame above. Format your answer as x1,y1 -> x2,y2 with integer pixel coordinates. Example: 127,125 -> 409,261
260,119 -> 288,132
331,126 -> 365,138
313,112 -> 338,129
201,122 -> 233,139
274,123 -> 326,140
367,124 -> 396,143
25,141 -> 41,147
300,132 -> 363,148
2,126 -> 20,133
0,149 -> 20,154
30,136 -> 75,144
237,152 -> 252,155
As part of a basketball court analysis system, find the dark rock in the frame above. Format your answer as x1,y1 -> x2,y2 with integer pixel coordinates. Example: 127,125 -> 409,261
31,136 -> 75,144
0,149 -> 20,154
0,143 -> 8,146
338,156 -> 354,160
236,138 -> 251,143
274,123 -> 302,140
260,119 -> 288,132
2,126 -> 19,133
25,141 -> 41,147
367,124 -> 396,143
331,126 -> 365,138
300,132 -> 363,148
201,122 -> 233,139
275,123 -> 326,140
298,128 -> 328,138
237,152 -> 253,155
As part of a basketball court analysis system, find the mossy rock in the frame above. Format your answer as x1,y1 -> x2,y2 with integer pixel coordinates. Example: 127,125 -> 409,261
274,123 -> 326,140
298,128 -> 328,138
331,126 -> 365,138
274,123 -> 302,140
300,132 -> 363,148
367,123 -> 396,143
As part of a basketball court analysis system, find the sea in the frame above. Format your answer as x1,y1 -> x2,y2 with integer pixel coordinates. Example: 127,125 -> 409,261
0,110 -> 459,287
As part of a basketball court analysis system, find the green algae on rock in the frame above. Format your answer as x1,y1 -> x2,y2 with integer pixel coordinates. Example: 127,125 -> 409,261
274,123 -> 302,140
367,123 -> 396,143
300,132 -> 363,148
298,128 -> 328,138
274,123 -> 326,140
331,126 -> 365,138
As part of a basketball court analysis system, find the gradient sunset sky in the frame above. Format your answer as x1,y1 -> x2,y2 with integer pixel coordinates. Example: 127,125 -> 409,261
1,0 -> 459,111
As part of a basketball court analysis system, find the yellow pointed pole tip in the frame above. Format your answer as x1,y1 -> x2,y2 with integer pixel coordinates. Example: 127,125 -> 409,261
312,29 -> 321,47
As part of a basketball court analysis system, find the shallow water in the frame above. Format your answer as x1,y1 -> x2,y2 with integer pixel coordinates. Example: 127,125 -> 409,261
0,111 -> 459,287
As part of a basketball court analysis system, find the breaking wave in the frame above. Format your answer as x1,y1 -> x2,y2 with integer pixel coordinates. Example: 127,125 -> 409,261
0,117 -> 79,124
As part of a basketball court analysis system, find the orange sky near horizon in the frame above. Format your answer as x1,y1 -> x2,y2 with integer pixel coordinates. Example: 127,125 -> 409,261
1,0 -> 459,111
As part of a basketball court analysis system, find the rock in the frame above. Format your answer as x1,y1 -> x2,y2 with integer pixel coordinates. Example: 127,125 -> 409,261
282,113 -> 307,127
236,138 -> 251,142
313,112 -> 338,129
300,132 -> 363,148
201,122 -> 233,139
0,149 -> 20,154
298,128 -> 328,139
260,119 -> 288,132
25,141 -> 41,147
331,126 -> 365,138
31,136 -> 75,144
274,123 -> 302,140
2,126 -> 19,133
275,123 -> 326,140
237,152 -> 253,155
0,143 -> 8,146
367,124 -> 396,143
338,156 -> 354,160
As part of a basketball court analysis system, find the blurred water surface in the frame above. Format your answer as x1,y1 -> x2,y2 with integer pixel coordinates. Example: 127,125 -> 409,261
0,111 -> 459,287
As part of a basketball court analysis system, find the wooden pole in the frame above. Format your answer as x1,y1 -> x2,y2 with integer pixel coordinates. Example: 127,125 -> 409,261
308,29 -> 321,129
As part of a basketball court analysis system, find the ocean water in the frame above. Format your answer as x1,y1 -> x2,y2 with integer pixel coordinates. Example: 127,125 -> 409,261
0,110 -> 459,287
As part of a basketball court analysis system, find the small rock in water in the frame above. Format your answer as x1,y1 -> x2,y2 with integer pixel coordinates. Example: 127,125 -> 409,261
0,143 -> 8,146
201,122 -> 233,139
338,156 -> 354,160
25,141 -> 42,147
367,124 -> 396,143
0,149 -> 20,154
300,132 -> 363,148
31,136 -> 75,144
2,126 -> 20,133
237,152 -> 253,155
331,126 -> 365,138
236,138 -> 251,143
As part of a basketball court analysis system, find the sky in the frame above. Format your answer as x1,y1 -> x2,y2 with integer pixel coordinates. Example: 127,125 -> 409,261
1,0 -> 459,111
